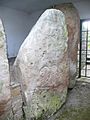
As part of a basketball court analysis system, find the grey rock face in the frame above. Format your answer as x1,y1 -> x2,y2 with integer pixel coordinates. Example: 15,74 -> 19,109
55,3 -> 80,88
0,19 -> 12,119
13,9 -> 69,119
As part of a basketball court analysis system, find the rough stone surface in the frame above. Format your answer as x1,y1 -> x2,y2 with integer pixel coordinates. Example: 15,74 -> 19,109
55,3 -> 80,88
13,9 -> 69,119
9,58 -> 24,120
0,19 -> 12,119
48,81 -> 90,120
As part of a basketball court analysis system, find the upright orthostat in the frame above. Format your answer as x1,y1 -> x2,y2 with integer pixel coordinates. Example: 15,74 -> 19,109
13,9 -> 69,119
55,3 -> 80,88
0,19 -> 12,119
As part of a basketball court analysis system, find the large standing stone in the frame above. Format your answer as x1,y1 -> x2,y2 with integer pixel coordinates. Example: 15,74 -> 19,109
13,9 -> 69,119
0,19 -> 12,119
55,3 -> 80,88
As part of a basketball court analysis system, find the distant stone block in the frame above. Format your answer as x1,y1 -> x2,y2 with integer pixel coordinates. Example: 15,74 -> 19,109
55,3 -> 80,88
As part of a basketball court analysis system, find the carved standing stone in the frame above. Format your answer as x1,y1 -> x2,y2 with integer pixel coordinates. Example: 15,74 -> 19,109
55,3 -> 80,88
13,9 -> 69,119
0,19 -> 12,119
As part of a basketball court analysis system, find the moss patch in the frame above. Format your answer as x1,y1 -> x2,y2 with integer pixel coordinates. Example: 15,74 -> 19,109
0,81 -> 3,93
24,89 -> 67,120
56,107 -> 90,120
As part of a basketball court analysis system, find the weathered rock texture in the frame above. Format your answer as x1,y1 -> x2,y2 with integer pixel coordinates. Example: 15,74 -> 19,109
55,3 -> 80,88
0,19 -> 12,119
48,81 -> 90,120
13,9 -> 69,119
9,58 -> 23,120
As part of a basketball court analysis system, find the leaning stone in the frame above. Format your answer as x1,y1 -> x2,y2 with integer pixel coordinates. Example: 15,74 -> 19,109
13,9 -> 69,119
0,19 -> 12,119
55,3 -> 80,88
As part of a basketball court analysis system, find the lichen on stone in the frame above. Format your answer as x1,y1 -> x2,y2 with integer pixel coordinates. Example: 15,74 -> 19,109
57,107 -> 90,120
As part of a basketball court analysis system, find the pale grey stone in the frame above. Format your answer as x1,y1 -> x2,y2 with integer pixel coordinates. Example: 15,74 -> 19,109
13,9 -> 69,119
0,19 -> 12,119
